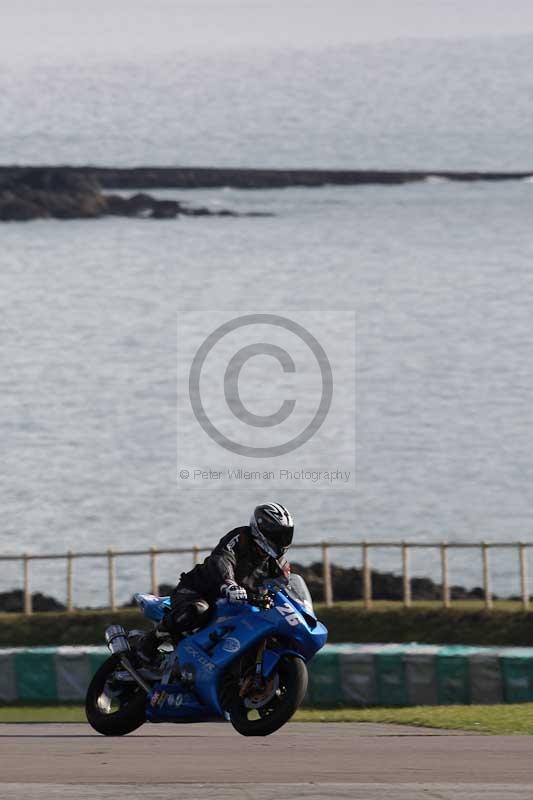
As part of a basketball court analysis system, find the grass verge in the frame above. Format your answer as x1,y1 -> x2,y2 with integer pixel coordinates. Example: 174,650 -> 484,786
0,705 -> 86,723
2,703 -> 533,733
295,705 -> 533,734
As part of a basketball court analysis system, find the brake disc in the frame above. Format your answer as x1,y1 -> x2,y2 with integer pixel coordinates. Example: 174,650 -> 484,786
243,674 -> 280,709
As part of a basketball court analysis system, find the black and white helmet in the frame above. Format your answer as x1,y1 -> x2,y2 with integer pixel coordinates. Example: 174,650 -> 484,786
250,503 -> 294,558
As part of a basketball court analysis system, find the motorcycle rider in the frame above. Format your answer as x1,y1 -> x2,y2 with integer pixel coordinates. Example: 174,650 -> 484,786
137,502 -> 294,662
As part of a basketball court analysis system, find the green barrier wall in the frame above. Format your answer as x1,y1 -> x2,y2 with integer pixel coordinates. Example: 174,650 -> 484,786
306,649 -> 343,705
436,653 -> 470,705
14,649 -> 57,702
3,644 -> 533,706
375,652 -> 408,706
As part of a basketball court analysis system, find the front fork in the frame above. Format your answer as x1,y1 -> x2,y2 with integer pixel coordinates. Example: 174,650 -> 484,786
254,639 -> 267,684
239,639 -> 267,698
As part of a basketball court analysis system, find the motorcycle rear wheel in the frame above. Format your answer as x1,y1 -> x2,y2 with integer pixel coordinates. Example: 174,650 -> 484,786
228,655 -> 308,737
85,654 -> 147,736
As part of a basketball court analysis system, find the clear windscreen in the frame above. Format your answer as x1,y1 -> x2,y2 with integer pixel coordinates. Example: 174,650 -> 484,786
258,574 -> 314,615
286,574 -> 314,615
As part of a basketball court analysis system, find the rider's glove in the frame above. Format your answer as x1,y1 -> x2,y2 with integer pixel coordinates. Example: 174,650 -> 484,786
221,582 -> 248,604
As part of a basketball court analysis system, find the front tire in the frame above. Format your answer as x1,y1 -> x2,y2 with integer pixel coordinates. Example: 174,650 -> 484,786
85,655 -> 147,736
228,656 -> 308,737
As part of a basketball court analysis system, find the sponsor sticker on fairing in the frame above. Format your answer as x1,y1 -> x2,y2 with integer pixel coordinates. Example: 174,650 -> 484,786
222,636 -> 241,653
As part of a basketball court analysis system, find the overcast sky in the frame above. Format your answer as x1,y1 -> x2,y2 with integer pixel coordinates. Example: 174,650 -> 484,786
2,0 -> 533,61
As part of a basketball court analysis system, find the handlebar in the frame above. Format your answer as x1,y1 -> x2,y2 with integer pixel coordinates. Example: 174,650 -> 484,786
247,589 -> 275,609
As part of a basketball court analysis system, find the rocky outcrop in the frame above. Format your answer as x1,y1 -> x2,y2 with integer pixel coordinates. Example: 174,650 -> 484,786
0,168 -> 269,221
289,562 -> 492,603
1,165 -> 532,192
0,565 -> 497,612
2,164 -> 531,219
133,565 -> 493,607
103,192 -> 244,219
0,590 -> 65,613
0,170 -> 105,220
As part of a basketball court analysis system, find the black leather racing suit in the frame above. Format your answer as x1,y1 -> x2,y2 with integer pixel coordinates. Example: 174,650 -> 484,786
161,526 -> 288,637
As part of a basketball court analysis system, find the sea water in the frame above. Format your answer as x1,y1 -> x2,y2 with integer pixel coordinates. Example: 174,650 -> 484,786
1,7 -> 533,602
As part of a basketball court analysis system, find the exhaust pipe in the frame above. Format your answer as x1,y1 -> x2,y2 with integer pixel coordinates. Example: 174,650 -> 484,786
105,625 -> 130,655
104,624 -> 151,693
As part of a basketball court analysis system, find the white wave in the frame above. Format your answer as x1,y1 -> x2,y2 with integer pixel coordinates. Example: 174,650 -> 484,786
424,175 -> 451,184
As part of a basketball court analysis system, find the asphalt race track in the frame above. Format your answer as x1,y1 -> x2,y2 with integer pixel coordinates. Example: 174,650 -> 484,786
2,722 -> 533,800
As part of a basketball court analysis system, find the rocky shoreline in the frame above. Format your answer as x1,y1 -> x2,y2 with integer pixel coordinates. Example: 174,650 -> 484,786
2,165 -> 531,221
2,165 -> 533,191
0,562 -> 497,612
0,168 -> 271,221
290,562 -> 493,603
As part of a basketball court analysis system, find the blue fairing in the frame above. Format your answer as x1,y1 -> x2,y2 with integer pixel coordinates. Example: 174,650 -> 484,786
139,587 -> 328,723
134,593 -> 171,623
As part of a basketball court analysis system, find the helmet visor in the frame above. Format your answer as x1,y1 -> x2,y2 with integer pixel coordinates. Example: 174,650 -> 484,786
252,529 -> 279,559
261,528 -> 293,558
277,526 -> 294,551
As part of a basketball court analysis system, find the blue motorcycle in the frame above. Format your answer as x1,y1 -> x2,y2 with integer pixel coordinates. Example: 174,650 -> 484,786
85,575 -> 327,737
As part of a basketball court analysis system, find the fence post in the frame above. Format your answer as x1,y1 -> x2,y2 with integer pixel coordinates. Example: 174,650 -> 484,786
107,549 -> 116,611
322,542 -> 333,606
150,548 -> 158,596
362,542 -> 372,609
440,543 -> 450,608
192,546 -> 200,566
519,543 -> 529,611
402,542 -> 411,608
23,554 -> 32,615
66,551 -> 74,612
482,542 -> 493,611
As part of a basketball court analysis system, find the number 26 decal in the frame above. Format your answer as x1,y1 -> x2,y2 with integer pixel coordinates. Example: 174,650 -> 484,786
276,602 -> 300,627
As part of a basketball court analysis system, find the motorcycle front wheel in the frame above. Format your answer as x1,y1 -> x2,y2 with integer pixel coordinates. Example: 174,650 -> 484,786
85,654 -> 147,736
228,655 -> 308,737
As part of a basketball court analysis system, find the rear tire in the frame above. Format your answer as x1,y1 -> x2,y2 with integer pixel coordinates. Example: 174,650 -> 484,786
85,655 -> 147,736
228,656 -> 308,737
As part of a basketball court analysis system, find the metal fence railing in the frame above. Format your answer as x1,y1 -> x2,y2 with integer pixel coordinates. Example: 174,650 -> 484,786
1,540 -> 531,614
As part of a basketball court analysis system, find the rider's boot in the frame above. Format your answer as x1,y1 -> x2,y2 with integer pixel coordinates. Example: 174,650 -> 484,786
137,598 -> 207,665
136,626 -> 169,664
